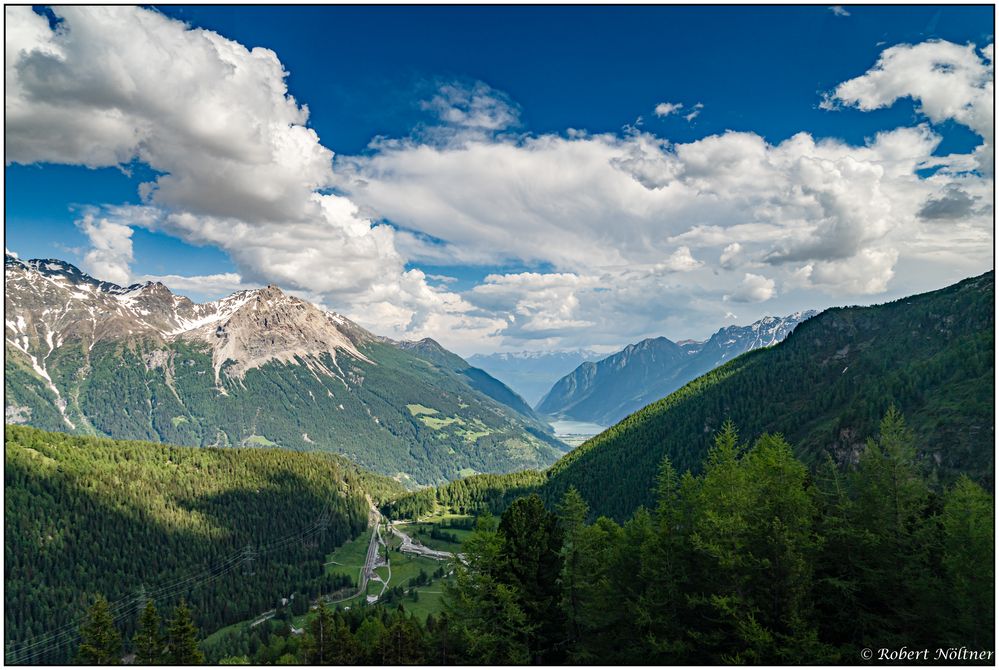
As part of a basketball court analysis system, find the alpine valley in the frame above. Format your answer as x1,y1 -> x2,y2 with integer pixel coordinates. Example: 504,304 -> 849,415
466,350 -> 605,407
3,255 -> 565,485
4,7 -> 995,668
386,271 -> 995,522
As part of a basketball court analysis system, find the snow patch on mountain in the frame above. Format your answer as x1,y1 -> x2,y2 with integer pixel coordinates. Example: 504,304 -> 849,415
6,256 -> 376,390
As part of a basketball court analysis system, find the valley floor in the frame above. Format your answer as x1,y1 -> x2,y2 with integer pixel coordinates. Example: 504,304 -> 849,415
200,512 -> 470,662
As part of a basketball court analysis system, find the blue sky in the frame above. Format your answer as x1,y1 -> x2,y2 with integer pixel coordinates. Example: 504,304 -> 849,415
5,5 -> 994,354
153,5 -> 992,151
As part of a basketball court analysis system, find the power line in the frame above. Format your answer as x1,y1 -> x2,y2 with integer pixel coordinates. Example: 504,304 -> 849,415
8,464 -> 355,664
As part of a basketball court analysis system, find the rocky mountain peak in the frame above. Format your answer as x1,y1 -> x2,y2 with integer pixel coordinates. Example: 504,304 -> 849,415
258,284 -> 286,300
6,255 -> 377,391
179,282 -> 373,383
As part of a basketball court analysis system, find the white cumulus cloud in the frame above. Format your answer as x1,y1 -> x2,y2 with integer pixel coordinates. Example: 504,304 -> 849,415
75,211 -> 134,286
824,39 -> 994,171
4,5 -> 492,350
727,273 -> 776,303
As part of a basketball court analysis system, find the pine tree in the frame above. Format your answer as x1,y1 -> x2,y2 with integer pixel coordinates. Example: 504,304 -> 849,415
77,595 -> 122,665
133,600 -> 165,664
164,600 -> 205,664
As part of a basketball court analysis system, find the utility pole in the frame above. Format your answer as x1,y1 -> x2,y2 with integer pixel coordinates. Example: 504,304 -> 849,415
243,544 -> 257,576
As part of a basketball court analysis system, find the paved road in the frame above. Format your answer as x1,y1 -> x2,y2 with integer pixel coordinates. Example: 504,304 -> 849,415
328,499 -> 385,604
329,507 -> 459,607
389,522 -> 454,561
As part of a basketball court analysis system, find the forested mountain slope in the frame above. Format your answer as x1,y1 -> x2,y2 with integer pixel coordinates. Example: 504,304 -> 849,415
4,255 -> 564,484
385,272 -> 994,522
398,337 -> 545,423
543,271 -> 994,519
4,425 -> 405,664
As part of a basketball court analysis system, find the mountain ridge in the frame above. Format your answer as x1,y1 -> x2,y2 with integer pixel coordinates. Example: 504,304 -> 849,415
536,310 -> 817,425
4,254 -> 564,484
541,271 -> 994,519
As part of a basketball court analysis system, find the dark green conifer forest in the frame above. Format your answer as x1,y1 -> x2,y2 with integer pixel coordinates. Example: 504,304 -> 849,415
3,426 -> 403,664
44,411 -> 991,665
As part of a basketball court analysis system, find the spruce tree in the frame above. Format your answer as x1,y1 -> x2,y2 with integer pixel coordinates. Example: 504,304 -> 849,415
498,494 -> 565,663
133,600 -> 165,664
77,595 -> 122,665
164,600 -> 205,664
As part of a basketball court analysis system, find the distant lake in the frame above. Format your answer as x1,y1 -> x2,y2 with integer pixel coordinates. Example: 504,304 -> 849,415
549,419 -> 607,437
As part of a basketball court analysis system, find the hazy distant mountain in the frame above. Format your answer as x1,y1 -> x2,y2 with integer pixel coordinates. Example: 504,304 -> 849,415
536,312 -> 817,425
4,254 -> 565,484
466,350 -> 604,406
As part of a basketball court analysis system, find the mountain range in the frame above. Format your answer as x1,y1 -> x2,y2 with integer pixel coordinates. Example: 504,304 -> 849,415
536,311 -> 817,425
387,271 -> 995,522
4,255 -> 564,485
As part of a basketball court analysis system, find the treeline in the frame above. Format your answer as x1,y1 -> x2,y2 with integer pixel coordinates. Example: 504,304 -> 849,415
4,426 -> 403,664
222,410 -> 994,664
382,469 -> 546,519
72,597 -> 204,665
443,410 -> 993,663
34,336 -> 560,485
